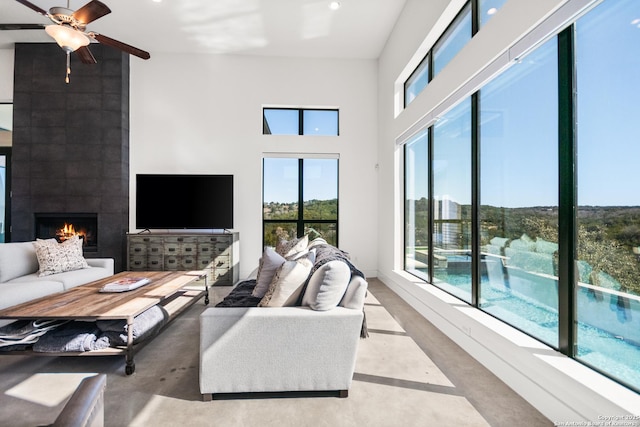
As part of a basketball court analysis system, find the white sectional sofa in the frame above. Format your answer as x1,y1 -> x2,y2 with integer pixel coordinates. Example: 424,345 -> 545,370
0,241 -> 114,313
199,237 -> 368,400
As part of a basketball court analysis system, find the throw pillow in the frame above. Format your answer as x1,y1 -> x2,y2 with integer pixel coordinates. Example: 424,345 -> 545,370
251,247 -> 286,298
301,260 -> 352,311
259,253 -> 314,307
34,236 -> 89,277
275,234 -> 309,258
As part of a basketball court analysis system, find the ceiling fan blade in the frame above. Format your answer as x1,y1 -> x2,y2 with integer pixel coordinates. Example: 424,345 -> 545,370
14,0 -> 48,16
75,45 -> 97,64
72,0 -> 111,25
0,23 -> 45,30
92,33 -> 150,60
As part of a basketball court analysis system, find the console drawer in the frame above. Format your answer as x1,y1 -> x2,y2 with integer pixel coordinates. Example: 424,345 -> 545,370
147,255 -> 163,270
182,243 -> 198,255
129,242 -> 147,256
129,256 -> 147,270
180,256 -> 197,270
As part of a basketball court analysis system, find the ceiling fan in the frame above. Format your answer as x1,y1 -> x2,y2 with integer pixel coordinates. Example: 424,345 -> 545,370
2,0 -> 150,83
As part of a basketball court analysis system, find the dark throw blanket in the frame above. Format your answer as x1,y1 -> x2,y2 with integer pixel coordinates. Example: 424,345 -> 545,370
215,279 -> 261,307
0,319 -> 69,351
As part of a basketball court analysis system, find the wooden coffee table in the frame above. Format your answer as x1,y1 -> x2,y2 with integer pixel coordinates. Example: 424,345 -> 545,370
0,270 -> 208,375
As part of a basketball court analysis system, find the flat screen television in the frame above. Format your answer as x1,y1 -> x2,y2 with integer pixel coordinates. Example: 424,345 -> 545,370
136,174 -> 233,230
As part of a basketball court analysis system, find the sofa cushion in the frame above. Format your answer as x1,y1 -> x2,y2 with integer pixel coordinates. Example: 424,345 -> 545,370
252,247 -> 286,298
8,266 -> 112,291
59,267 -> 114,290
301,260 -> 352,311
34,237 -> 90,277
0,241 -> 40,283
258,253 -> 314,307
0,280 -> 66,310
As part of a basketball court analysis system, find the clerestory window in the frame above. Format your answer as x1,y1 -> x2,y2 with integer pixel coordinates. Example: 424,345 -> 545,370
263,108 -> 339,136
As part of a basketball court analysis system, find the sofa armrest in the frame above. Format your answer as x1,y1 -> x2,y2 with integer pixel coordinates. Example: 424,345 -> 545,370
85,258 -> 114,274
199,306 -> 363,396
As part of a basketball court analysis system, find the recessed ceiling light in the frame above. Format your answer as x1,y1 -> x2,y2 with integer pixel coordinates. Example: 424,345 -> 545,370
329,1 -> 341,11
487,7 -> 498,15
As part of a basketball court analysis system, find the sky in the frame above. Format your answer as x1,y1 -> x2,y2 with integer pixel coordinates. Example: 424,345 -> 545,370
408,0 -> 640,209
263,157 -> 337,204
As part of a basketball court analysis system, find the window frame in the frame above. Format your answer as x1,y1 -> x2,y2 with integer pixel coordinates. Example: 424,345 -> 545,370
262,107 -> 340,136
262,156 -> 339,248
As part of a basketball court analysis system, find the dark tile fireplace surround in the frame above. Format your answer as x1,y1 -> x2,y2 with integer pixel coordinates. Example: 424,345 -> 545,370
10,43 -> 130,271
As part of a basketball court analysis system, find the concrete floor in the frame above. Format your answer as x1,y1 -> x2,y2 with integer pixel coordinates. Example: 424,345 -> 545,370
0,279 -> 551,427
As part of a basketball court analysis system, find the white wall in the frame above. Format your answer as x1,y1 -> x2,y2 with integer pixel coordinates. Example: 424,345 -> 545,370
376,0 -> 640,422
130,53 -> 378,278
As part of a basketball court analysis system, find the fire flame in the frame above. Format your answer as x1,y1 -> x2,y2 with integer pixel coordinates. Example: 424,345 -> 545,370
56,223 -> 86,243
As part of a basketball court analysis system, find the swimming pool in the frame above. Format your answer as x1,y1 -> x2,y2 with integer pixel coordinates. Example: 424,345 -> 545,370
432,270 -> 640,392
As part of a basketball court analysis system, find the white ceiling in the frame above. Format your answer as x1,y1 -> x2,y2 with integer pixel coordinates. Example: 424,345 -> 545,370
0,0 -> 406,59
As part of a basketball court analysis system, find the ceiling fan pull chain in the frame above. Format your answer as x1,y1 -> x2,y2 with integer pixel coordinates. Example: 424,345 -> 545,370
65,51 -> 71,84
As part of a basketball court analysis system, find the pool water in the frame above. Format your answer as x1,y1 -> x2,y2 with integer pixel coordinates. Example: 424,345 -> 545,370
434,271 -> 640,391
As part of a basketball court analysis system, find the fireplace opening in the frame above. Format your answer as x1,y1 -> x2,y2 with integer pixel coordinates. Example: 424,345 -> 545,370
34,213 -> 98,252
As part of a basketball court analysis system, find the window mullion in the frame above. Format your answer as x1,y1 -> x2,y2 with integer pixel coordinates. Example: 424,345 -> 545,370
427,126 -> 434,283
298,109 -> 304,135
557,26 -> 577,357
471,0 -> 479,36
298,158 -> 305,237
471,92 -> 480,307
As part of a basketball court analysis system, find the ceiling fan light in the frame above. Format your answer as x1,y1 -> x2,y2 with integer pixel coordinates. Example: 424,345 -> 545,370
45,25 -> 90,52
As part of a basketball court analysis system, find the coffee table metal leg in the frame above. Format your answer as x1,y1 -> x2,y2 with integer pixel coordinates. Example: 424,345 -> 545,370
204,275 -> 209,305
125,317 -> 135,375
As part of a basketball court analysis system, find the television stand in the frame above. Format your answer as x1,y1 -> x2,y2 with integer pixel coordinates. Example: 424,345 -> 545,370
126,232 -> 239,287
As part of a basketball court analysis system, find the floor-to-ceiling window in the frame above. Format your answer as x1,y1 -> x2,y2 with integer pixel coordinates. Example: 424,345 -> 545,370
432,99 -> 472,303
479,37 -> 559,347
404,129 -> 429,280
402,0 -> 640,392
263,157 -> 339,247
574,0 -> 640,389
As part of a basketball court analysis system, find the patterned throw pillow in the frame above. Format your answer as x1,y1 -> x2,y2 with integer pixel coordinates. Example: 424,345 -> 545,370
34,236 -> 90,276
258,252 -> 314,307
275,235 -> 309,258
